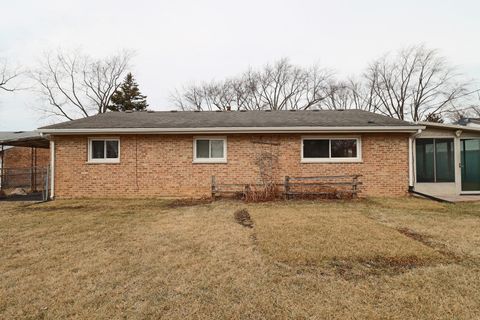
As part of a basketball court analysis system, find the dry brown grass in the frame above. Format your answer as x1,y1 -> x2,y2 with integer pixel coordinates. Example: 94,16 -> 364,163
1,197 -> 480,319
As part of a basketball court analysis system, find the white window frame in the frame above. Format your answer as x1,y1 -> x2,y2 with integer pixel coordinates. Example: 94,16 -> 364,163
193,136 -> 227,163
87,138 -> 121,164
301,136 -> 362,163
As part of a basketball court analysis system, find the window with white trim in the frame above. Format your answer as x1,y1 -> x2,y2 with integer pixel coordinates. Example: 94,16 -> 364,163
193,137 -> 227,163
88,138 -> 120,163
301,137 -> 361,162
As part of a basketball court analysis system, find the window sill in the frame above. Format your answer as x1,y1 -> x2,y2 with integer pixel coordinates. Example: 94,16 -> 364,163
301,158 -> 363,164
193,159 -> 227,164
86,160 -> 120,164
416,181 -> 455,184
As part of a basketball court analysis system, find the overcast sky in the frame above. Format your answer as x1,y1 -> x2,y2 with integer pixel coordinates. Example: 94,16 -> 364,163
1,0 -> 479,130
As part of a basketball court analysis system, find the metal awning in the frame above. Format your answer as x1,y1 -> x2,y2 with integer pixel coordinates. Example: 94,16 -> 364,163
0,131 -> 49,148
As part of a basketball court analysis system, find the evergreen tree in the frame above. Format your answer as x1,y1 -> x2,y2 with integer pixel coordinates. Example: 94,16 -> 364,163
424,112 -> 444,123
108,73 -> 148,111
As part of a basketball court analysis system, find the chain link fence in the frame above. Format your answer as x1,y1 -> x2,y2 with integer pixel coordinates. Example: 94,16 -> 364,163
0,167 -> 48,194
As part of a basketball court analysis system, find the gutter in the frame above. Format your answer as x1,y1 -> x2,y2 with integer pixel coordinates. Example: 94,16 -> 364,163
38,125 -> 426,135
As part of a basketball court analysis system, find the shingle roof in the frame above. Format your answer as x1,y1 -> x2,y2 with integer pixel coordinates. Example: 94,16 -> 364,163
39,110 -> 417,132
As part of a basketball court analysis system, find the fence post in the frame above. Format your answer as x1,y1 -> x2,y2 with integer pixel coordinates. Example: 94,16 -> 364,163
211,176 -> 216,200
352,175 -> 358,198
244,184 -> 251,200
284,176 -> 290,200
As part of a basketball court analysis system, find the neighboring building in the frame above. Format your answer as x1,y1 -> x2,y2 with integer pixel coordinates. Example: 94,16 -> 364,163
455,118 -> 480,127
0,145 -> 50,169
38,110 -> 424,199
411,122 -> 480,197
0,131 -> 50,190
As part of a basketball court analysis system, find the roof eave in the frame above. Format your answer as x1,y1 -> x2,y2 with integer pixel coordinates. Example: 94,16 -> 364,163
417,121 -> 480,132
38,126 -> 425,135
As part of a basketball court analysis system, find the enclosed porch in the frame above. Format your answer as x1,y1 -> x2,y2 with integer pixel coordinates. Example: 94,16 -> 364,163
411,122 -> 480,201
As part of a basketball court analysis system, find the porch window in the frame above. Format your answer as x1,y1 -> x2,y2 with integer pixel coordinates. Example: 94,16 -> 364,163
415,138 -> 454,182
88,138 -> 120,163
193,137 -> 227,163
302,137 -> 360,162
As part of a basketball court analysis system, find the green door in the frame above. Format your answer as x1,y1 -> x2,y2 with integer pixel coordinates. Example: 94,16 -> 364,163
461,139 -> 480,192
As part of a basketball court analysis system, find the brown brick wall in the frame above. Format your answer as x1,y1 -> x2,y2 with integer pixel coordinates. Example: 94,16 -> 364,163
1,147 -> 49,169
52,133 -> 409,199
1,147 -> 50,189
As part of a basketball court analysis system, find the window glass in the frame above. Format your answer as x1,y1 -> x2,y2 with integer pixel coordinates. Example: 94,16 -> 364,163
435,139 -> 454,182
331,139 -> 357,158
196,140 -> 210,158
106,140 -> 119,159
92,140 -> 105,159
415,138 -> 454,183
303,140 -> 329,158
461,139 -> 480,191
416,139 -> 435,182
210,140 -> 224,158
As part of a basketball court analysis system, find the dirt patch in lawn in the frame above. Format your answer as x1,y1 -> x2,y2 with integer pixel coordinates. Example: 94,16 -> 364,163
397,227 -> 431,243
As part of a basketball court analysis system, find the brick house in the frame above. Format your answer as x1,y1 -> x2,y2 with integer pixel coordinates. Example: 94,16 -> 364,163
38,110 -> 424,199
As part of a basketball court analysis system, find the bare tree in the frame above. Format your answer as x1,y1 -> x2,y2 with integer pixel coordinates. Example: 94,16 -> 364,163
321,78 -> 380,112
364,45 -> 471,121
171,59 -> 333,111
30,49 -> 132,120
447,90 -> 480,120
0,58 -> 22,92
172,46 -> 477,120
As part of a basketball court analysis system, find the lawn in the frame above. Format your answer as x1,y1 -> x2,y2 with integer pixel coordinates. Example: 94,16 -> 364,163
1,197 -> 480,319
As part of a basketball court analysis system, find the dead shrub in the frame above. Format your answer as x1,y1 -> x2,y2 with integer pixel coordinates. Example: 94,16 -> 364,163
234,208 -> 254,228
243,183 -> 279,202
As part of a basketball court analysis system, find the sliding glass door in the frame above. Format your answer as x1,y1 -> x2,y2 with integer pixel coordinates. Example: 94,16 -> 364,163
415,138 -> 455,183
461,139 -> 480,192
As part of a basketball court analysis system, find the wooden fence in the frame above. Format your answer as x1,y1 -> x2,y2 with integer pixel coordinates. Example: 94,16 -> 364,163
211,175 -> 362,200
211,176 -> 280,198
284,175 -> 362,199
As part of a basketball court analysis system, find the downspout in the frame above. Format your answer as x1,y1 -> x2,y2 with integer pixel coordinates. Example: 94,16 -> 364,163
408,129 -> 423,191
50,140 -> 55,199
0,144 -> 3,191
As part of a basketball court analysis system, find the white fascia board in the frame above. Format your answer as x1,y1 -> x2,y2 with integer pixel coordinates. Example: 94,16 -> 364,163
38,126 -> 425,135
417,121 -> 480,132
